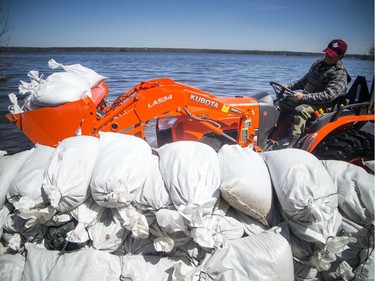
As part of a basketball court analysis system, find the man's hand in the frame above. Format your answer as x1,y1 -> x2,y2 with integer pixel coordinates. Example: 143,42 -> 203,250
292,92 -> 304,101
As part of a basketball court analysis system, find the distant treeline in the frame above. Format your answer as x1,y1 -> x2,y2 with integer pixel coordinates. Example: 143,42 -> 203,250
0,46 -> 372,60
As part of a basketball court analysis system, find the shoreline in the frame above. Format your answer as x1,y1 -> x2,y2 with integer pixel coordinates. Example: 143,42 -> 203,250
0,46 -> 372,59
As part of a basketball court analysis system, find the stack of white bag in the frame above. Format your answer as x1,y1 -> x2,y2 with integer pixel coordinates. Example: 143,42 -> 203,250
320,160 -> 374,281
87,132 -> 153,251
156,141 -> 222,250
0,149 -> 35,210
262,148 -> 374,281
0,139 -> 373,281
8,144 -> 55,228
8,59 -> 106,113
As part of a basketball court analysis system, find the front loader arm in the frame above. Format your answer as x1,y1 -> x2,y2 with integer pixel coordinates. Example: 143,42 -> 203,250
6,78 -> 257,147
94,78 -> 255,147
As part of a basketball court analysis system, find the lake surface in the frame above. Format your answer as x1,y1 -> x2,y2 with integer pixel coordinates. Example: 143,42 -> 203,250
0,51 -> 373,154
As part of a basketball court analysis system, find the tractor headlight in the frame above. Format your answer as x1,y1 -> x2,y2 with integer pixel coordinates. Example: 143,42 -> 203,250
157,117 -> 178,130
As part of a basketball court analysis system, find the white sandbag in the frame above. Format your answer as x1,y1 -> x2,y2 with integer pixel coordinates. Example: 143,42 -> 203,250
157,141 -> 221,211
157,141 -> 221,249
151,211 -> 210,257
310,222 -> 356,271
133,154 -> 171,211
67,198 -> 105,244
8,93 -> 24,114
69,197 -> 104,227
155,208 -> 187,234
290,225 -> 354,272
202,207 -> 245,248
227,207 -> 268,236
17,70 -> 41,96
8,144 -> 54,212
0,149 -> 34,209
200,225 -> 294,281
16,205 -> 56,229
152,206 -> 209,254
263,149 -> 339,244
48,59 -> 107,87
321,160 -> 374,226
121,254 -> 193,281
115,205 -> 149,239
87,208 -> 129,253
218,144 -> 274,226
90,132 -> 152,208
43,136 -> 100,213
21,243 -> 121,281
0,253 -> 25,281
288,208 -> 350,271
21,71 -> 91,109
152,207 -> 188,252
216,188 -> 269,236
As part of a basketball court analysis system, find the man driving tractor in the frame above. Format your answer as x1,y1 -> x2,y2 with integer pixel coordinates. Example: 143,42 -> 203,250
278,39 -> 351,148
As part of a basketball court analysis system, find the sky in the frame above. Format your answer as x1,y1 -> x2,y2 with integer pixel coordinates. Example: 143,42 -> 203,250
2,0 -> 374,55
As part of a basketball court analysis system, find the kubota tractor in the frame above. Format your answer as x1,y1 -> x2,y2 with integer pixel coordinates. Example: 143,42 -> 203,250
156,77 -> 374,165
6,76 -> 374,166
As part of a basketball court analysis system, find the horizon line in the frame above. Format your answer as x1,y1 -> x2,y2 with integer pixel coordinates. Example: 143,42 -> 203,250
0,46 -> 371,58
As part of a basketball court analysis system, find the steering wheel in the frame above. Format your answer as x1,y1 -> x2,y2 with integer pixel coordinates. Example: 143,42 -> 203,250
270,81 -> 295,100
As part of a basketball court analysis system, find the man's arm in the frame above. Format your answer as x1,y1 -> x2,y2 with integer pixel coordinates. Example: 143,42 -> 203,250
299,70 -> 348,104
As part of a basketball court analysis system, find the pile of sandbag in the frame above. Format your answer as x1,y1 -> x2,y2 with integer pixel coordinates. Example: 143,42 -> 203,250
262,149 -> 374,280
0,137 -> 373,281
8,59 -> 106,113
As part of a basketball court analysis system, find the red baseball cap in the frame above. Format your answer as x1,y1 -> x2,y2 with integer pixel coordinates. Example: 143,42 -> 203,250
323,39 -> 347,57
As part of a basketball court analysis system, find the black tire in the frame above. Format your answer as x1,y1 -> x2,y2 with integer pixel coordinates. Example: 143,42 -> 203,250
312,130 -> 374,163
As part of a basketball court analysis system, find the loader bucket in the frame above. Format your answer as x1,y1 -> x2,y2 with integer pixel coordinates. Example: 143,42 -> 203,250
5,82 -> 108,147
6,97 -> 96,147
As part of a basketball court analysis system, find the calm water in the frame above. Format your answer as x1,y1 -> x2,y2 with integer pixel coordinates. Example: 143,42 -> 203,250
0,52 -> 373,154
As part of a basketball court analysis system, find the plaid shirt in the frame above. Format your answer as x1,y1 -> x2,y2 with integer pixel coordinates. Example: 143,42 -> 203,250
287,58 -> 349,105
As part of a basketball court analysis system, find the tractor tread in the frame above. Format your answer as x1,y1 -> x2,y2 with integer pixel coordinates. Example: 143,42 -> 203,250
313,130 -> 374,162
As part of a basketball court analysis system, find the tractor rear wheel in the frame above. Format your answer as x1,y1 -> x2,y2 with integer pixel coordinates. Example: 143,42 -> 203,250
312,130 -> 374,165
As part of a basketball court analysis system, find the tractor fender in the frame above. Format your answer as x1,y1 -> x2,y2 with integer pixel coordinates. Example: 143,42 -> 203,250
301,114 -> 375,152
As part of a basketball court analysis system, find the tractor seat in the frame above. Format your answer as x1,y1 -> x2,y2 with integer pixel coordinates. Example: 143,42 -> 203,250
306,76 -> 373,134
306,110 -> 354,133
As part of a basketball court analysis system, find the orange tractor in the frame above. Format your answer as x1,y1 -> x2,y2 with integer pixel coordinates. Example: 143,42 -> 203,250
6,76 -> 374,165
